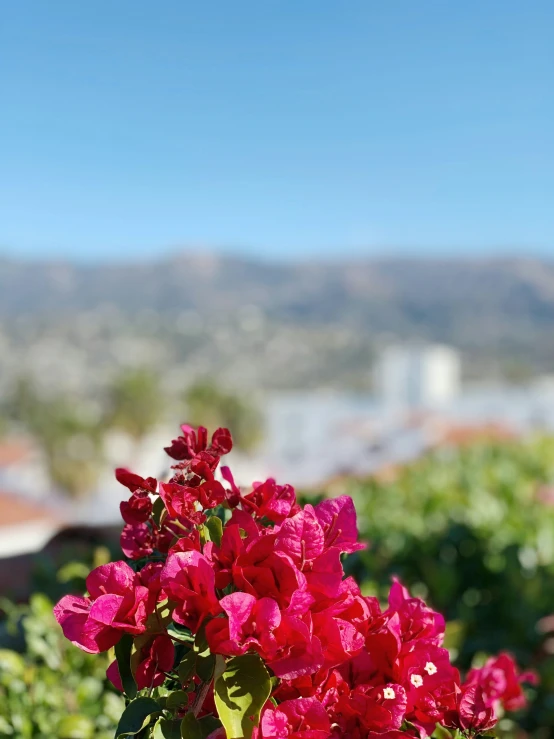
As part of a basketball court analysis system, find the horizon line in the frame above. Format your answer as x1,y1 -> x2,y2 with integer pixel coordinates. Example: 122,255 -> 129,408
0,244 -> 553,267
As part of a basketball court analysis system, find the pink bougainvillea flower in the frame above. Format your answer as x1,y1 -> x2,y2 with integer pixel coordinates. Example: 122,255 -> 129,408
449,683 -> 497,734
167,527 -> 201,556
164,424 -> 208,461
268,613 -> 324,680
160,551 -> 221,632
158,481 -> 201,523
260,697 -> 331,739
107,634 -> 175,691
397,643 -> 456,704
164,425 -> 232,462
120,522 -> 155,560
233,535 -> 307,611
53,595 -> 114,654
115,468 -> 157,494
273,665 -> 342,705
408,678 -> 460,737
138,561 -> 166,605
466,652 -> 538,712
205,577 -> 320,679
160,478 -> 225,516
314,495 -> 366,554
220,465 -> 242,508
154,518 -> 195,554
313,612 -> 366,669
210,427 -> 233,455
275,506 -> 325,567
196,479 -> 226,510
303,547 -> 344,598
335,683 -> 408,733
386,579 -> 445,647
335,578 -> 374,634
86,562 -> 151,633
206,593 -> 281,659
363,611 -> 402,682
227,507 -> 261,544
120,491 -> 153,526
135,634 -> 175,688
204,524 -> 246,589
242,478 -> 298,524
53,561 -> 150,653
310,579 -> 371,668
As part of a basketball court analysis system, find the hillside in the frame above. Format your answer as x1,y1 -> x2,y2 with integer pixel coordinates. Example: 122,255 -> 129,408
0,253 -> 553,391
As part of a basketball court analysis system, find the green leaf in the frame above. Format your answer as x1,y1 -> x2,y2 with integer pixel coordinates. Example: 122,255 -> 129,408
178,651 -> 196,685
158,718 -> 182,739
193,625 -> 209,654
146,599 -> 175,632
431,725 -> 455,739
115,697 -> 161,738
198,716 -> 222,738
114,634 -> 137,699
57,715 -> 95,739
130,634 -> 152,678
180,713 -> 203,739
166,690 -> 189,711
196,652 -> 216,682
214,655 -> 226,683
156,598 -> 174,624
205,516 -> 223,546
214,654 -> 271,739
167,622 -> 194,642
0,649 -> 25,677
152,495 -> 167,525
57,561 -> 91,583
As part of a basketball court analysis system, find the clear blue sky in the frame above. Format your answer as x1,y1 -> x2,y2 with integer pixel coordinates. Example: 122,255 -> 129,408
1,1 -> 553,261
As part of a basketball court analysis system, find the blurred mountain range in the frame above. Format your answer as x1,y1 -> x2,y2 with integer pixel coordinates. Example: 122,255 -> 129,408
1,253 -> 554,392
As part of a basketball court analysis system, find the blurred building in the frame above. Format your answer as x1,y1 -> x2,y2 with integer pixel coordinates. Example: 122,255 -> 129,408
374,344 -> 461,407
0,491 -> 63,559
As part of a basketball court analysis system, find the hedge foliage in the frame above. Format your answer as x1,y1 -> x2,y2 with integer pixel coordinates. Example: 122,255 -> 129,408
334,436 -> 554,737
0,593 -> 124,738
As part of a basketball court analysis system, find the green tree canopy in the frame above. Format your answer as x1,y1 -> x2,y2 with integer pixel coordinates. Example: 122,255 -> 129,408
7,378 -> 104,498
106,368 -> 164,442
184,379 -> 262,453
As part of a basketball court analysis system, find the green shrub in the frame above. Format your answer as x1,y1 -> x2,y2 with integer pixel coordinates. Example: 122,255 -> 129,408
325,436 -> 554,737
0,593 -> 124,739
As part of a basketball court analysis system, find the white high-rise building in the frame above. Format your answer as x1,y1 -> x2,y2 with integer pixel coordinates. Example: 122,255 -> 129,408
374,344 -> 461,407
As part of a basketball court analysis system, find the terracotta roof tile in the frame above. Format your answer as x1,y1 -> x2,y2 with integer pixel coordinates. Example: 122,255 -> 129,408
0,491 -> 61,527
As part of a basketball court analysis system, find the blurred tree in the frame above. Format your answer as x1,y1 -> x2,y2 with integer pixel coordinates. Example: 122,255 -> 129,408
184,379 -> 263,453
4,375 -> 38,428
7,378 -> 105,498
30,398 -> 104,498
105,368 -> 164,442
502,358 -> 535,384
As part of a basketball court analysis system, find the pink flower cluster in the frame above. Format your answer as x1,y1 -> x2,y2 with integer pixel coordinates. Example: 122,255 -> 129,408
54,425 -> 536,738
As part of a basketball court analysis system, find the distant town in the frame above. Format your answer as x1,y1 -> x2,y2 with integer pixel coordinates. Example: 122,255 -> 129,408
2,337 -> 554,559
2,253 -> 554,557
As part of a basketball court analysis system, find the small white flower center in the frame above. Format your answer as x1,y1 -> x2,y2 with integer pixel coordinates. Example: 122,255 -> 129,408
410,673 -> 424,687
383,687 -> 396,700
424,661 -> 437,675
